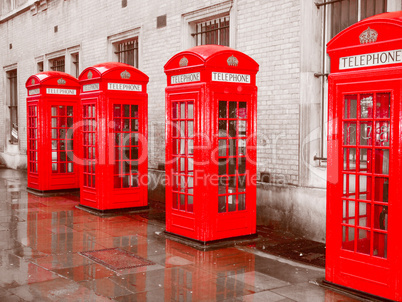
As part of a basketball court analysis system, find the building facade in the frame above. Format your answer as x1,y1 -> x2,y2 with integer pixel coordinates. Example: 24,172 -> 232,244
1,0 -> 400,241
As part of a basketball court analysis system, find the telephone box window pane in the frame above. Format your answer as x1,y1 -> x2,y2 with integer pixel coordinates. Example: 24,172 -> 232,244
188,139 -> 194,155
172,103 -> 178,119
238,175 -> 246,192
219,158 -> 227,175
375,149 -> 389,175
373,232 -> 387,259
358,202 -> 370,228
180,103 -> 186,119
359,149 -> 369,172
360,122 -> 373,146
343,200 -> 355,225
218,196 -> 226,213
342,226 -> 355,251
188,102 -> 194,119
343,174 -> 356,198
238,120 -> 246,137
374,178 -> 389,203
375,122 -> 390,146
238,194 -> 246,211
219,120 -> 227,137
239,102 -> 247,118
344,95 -> 357,119
358,175 -> 371,201
172,193 -> 178,209
131,175 -> 138,187
219,101 -> 227,118
357,229 -> 370,255
188,121 -> 194,137
360,94 -> 373,119
188,195 -> 193,213
376,93 -> 390,118
344,122 -> 357,145
229,102 -> 236,118
374,204 -> 388,230
180,194 -> 186,210
238,157 -> 246,174
343,148 -> 356,171
228,195 -> 236,212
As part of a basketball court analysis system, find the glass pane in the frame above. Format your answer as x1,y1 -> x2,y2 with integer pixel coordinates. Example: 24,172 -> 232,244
219,120 -> 227,137
219,158 -> 227,175
218,196 -> 226,213
229,139 -> 236,156
343,148 -> 356,171
229,121 -> 236,137
376,93 -> 390,118
360,122 -> 373,146
228,195 -> 236,212
358,175 -> 371,201
238,157 -> 246,174
188,121 -> 194,137
180,194 -> 185,210
343,174 -> 356,198
374,204 -> 388,230
188,139 -> 194,155
219,101 -> 227,118
343,200 -> 355,225
344,122 -> 357,145
238,194 -> 246,211
180,103 -> 185,119
357,229 -> 370,255
188,102 -> 194,119
238,139 -> 246,156
375,121 -> 390,146
373,232 -> 387,259
238,120 -> 246,136
228,158 -> 236,175
344,95 -> 357,119
188,195 -> 193,213
172,193 -> 178,209
219,140 -> 227,156
360,94 -> 373,119
229,102 -> 236,118
342,226 -> 355,251
131,105 -> 138,118
172,103 -> 178,119
375,149 -> 389,175
374,178 -> 389,203
239,102 -> 247,118
358,202 -> 370,228
359,149 -> 370,173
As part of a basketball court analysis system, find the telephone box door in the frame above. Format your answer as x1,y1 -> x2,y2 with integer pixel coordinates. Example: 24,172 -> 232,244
327,77 -> 400,298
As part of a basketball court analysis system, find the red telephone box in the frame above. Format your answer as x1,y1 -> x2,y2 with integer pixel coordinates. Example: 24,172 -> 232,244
164,45 -> 259,242
326,12 -> 402,301
78,63 -> 149,212
25,72 -> 80,193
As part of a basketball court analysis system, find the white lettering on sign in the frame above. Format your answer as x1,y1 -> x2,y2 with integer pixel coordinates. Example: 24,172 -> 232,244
107,83 -> 142,91
340,49 -> 402,70
83,83 -> 100,92
46,88 -> 77,95
171,72 -> 200,84
212,72 -> 251,83
29,89 -> 40,96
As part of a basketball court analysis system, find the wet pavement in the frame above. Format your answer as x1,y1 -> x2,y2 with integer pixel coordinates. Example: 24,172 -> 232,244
0,169 -> 361,301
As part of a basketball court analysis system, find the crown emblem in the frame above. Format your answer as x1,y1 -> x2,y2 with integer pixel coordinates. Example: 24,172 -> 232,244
87,71 -> 93,79
120,70 -> 131,79
227,55 -> 239,67
359,27 -> 378,44
57,78 -> 66,85
31,79 -> 35,85
179,56 -> 188,67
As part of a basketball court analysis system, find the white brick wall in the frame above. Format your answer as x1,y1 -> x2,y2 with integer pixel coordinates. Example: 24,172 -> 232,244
0,0 -> 301,183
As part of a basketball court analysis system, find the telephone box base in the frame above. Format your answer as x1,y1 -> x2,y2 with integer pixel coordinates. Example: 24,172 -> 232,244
319,279 -> 393,302
162,231 -> 259,251
75,204 -> 149,217
27,187 -> 80,197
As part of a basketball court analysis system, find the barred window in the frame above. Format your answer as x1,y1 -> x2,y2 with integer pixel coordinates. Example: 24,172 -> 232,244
192,16 -> 229,46
115,39 -> 138,67
331,0 -> 387,38
50,57 -> 65,72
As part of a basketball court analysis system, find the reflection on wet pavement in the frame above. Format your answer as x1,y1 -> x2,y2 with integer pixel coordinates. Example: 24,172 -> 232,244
0,169 -> 359,301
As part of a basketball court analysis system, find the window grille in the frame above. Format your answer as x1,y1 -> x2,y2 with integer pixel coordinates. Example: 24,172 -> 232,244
115,39 -> 138,67
330,0 -> 387,38
50,57 -> 65,72
192,16 -> 229,46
